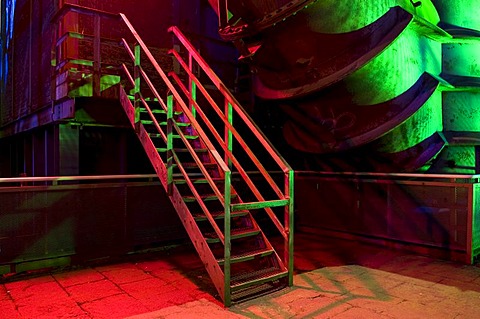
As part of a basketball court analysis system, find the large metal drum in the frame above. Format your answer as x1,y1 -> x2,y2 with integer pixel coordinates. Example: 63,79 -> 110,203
209,0 -> 479,172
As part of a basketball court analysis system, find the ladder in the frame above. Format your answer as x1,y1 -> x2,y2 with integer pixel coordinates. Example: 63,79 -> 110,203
52,4 -> 294,306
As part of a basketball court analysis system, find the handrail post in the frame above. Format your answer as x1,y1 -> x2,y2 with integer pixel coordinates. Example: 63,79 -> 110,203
93,13 -> 101,97
134,44 -> 141,128
286,170 -> 294,286
224,170 -> 232,306
188,53 -> 197,118
167,95 -> 174,195
225,99 -> 233,169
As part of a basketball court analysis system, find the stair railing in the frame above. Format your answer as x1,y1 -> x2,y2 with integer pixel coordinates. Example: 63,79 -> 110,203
51,3 -> 294,293
168,26 -> 294,285
52,3 -> 230,245
118,15 -> 232,246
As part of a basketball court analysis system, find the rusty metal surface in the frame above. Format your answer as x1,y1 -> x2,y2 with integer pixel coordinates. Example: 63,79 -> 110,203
251,6 -> 412,99
280,73 -> 440,153
219,0 -> 317,41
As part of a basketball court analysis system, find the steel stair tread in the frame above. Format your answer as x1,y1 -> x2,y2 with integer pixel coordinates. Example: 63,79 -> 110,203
204,227 -> 260,243
115,23 -> 294,306
230,267 -> 288,291
183,192 -> 237,202
217,248 -> 275,265
193,209 -> 248,221
141,120 -> 190,127
148,133 -> 198,140
139,107 -> 182,115
174,177 -> 225,185
156,147 -> 208,153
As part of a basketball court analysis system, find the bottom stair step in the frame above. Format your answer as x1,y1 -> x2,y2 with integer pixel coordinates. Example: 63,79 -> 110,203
217,248 -> 274,265
231,267 -> 288,291
230,281 -> 288,304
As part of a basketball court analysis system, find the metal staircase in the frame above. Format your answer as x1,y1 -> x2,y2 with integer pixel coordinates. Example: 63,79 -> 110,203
52,4 -> 294,306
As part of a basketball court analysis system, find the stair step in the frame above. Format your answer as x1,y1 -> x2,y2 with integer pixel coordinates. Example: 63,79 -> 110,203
148,133 -> 198,140
217,248 -> 275,265
183,192 -> 237,203
205,227 -> 260,244
139,107 -> 182,115
174,177 -> 224,185
156,147 -> 208,153
230,267 -> 288,291
180,162 -> 218,169
230,281 -> 286,303
193,210 -> 248,222
141,120 -> 190,127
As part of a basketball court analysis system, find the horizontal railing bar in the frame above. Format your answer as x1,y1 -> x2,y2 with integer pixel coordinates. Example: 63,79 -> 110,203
170,49 -> 285,199
232,199 -> 290,212
169,26 -> 292,173
171,150 -> 226,245
170,120 -> 226,202
119,14 -> 229,175
296,171 -> 480,180
56,31 -> 120,47
169,62 -> 288,238
52,3 -> 120,24
0,174 -> 158,184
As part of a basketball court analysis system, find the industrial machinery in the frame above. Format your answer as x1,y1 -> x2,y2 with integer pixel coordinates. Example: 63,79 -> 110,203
208,0 -> 480,173
1,0 -> 479,306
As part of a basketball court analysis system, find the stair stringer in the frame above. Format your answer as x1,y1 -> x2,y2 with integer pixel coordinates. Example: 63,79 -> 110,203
119,87 -> 226,299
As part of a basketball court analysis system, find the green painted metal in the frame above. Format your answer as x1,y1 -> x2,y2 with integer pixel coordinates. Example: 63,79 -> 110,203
223,169 -> 232,307
167,95 -> 174,195
134,44 -> 141,124
169,25 -> 295,303
52,5 -> 295,305
226,100 -> 233,168
231,199 -> 290,211
287,169 -> 295,286
189,55 -> 197,119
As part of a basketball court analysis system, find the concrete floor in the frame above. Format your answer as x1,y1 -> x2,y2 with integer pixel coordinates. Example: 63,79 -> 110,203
1,233 -> 480,318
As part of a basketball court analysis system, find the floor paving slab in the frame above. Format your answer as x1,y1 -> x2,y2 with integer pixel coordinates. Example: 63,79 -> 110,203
1,234 -> 480,318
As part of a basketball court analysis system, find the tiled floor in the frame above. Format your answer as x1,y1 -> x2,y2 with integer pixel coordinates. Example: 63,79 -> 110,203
1,233 -> 480,318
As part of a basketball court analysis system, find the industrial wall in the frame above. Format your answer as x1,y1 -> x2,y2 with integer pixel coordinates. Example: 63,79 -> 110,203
1,0 -> 56,126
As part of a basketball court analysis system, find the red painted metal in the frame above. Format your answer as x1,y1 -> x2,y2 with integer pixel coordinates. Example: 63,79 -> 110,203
51,3 -> 294,305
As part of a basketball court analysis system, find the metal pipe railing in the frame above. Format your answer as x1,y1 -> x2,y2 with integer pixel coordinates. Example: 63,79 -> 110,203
169,26 -> 292,173
0,174 -> 158,185
51,3 -> 295,287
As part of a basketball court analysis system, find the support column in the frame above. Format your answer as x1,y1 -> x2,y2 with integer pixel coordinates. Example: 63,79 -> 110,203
57,123 -> 79,176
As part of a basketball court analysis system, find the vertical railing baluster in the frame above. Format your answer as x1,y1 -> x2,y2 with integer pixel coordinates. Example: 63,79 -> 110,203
223,169 -> 232,307
93,14 -> 101,97
189,53 -> 197,118
225,99 -> 233,169
286,170 -> 295,286
134,44 -> 141,128
167,95 -> 174,195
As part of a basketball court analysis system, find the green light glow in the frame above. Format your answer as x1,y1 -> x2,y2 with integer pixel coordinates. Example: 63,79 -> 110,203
305,0 -> 439,33
443,92 -> 480,132
345,27 -> 441,105
68,74 -> 120,97
375,90 -> 443,153
443,43 -> 480,77
435,0 -> 480,30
